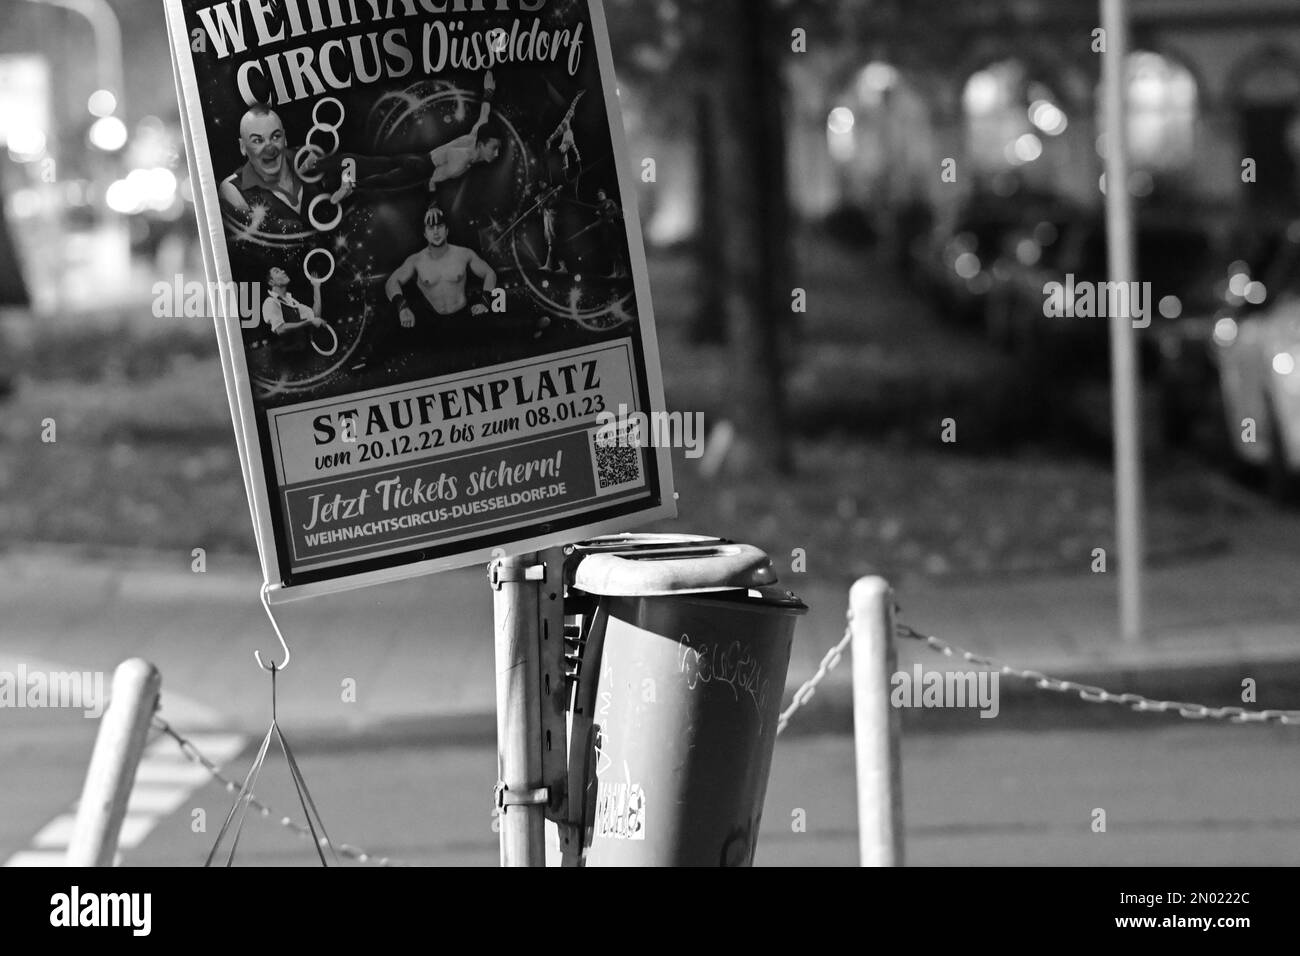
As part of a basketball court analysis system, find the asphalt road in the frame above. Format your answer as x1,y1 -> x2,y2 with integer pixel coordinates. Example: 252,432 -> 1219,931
6,701 -> 1298,867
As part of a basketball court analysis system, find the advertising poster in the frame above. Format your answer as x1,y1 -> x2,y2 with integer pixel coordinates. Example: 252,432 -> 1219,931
164,0 -> 675,600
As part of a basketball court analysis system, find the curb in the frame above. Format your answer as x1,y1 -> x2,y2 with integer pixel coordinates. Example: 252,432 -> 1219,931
170,652 -> 1300,752
0,521 -> 1235,596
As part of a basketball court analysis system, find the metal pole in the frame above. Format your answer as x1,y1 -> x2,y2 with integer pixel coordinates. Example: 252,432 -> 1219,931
536,546 -> 578,866
491,553 -> 548,866
849,577 -> 903,866
67,658 -> 160,866
1101,0 -> 1144,643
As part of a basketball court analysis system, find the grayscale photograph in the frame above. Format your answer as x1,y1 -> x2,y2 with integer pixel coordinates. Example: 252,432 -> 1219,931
0,0 -> 1290,931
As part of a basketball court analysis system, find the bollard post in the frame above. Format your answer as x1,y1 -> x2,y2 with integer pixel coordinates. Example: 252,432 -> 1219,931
67,658 -> 161,866
849,577 -> 904,866
490,553 -> 548,867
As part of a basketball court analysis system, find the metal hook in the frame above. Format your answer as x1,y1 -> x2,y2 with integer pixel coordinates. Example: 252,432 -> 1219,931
256,583 -> 291,672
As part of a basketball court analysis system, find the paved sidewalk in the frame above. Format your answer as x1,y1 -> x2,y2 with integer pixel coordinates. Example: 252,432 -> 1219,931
1,522 -> 1297,736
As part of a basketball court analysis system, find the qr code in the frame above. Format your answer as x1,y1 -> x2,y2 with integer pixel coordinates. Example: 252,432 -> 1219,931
591,430 -> 643,493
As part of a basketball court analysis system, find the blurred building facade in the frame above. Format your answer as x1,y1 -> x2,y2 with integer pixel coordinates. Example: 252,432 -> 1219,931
805,0 -> 1300,233
0,0 -> 195,315
5,0 -> 1299,292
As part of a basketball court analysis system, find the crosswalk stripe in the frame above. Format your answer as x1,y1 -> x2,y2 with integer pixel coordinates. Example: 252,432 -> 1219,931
4,719 -> 247,866
31,815 -> 77,849
4,851 -> 69,867
134,762 -> 213,786
126,784 -> 196,816
117,813 -> 165,850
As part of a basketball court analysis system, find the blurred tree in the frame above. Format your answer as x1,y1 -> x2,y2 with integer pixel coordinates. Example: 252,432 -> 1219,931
689,43 -> 726,345
608,0 -> 801,473
605,0 -> 718,341
713,0 -> 794,472
0,164 -> 30,311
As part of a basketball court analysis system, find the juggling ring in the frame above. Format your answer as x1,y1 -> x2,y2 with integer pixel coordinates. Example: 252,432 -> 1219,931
294,144 -> 325,183
303,248 -> 335,285
305,124 -> 340,157
303,249 -> 338,356
309,320 -> 339,357
307,193 -> 343,232
312,96 -> 345,131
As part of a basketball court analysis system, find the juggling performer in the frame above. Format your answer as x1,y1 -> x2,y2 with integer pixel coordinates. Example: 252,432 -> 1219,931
219,105 -> 311,222
260,246 -> 340,357
262,266 -> 325,353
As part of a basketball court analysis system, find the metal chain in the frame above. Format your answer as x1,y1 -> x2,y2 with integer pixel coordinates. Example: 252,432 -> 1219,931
151,717 -> 408,866
896,623 -> 1300,725
778,612 -> 1300,735
777,618 -> 854,736
162,612 -> 1294,861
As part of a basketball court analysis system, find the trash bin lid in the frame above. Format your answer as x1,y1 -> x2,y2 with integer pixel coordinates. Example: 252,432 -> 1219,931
569,533 -> 778,597
697,584 -> 808,612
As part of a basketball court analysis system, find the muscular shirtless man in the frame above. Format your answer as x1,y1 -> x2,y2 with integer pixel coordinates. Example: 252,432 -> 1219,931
385,204 -> 497,332
311,71 -> 502,204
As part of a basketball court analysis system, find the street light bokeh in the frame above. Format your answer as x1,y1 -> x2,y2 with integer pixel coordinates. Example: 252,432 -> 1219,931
87,88 -> 117,117
88,114 -> 127,151
6,127 -> 46,162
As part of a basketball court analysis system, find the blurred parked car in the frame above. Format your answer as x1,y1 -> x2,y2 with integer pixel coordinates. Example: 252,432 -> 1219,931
984,210 -> 1081,352
1212,220 -> 1300,500
0,185 -> 29,397
987,213 -> 1219,379
911,185 -> 1071,327
1154,224 -> 1286,450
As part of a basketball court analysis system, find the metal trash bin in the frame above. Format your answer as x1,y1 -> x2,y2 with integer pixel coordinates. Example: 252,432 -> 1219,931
566,534 -> 807,866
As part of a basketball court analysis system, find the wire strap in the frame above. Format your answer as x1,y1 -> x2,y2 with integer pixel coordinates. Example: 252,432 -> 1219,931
202,666 -> 340,866
155,717 -> 405,866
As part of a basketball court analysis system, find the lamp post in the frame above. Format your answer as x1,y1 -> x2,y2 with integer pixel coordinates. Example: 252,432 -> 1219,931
1101,0 -> 1144,643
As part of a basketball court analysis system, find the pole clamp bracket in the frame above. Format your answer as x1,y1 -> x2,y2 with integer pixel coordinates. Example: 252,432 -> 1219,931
494,781 -> 550,811
489,561 -> 547,590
